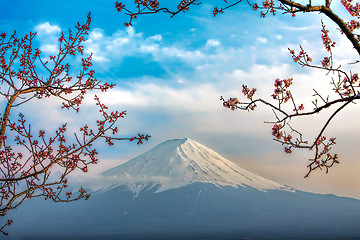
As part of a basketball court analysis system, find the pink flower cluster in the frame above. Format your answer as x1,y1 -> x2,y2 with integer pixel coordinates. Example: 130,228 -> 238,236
134,0 -> 159,9
251,0 -> 277,17
223,97 -> 239,110
337,73 -> 360,96
242,85 -> 256,99
262,0 -> 273,9
321,56 -> 330,67
321,23 -> 336,52
213,7 -> 224,17
284,147 -> 292,154
271,78 -> 292,101
178,0 -> 190,11
289,49 -> 312,63
115,2 -> 125,12
272,123 -> 283,139
347,19 -> 360,32
341,0 -> 360,17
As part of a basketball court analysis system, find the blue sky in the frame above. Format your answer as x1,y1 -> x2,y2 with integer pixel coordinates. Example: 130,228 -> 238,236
1,0 -> 360,199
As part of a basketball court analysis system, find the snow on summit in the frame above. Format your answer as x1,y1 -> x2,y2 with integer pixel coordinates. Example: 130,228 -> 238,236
102,138 -> 291,194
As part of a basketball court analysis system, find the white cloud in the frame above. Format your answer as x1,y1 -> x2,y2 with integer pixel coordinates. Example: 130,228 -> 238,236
205,39 -> 220,48
148,34 -> 162,41
83,27 -> 164,63
139,44 -> 158,53
91,88 -> 149,107
82,26 -> 286,73
126,26 -> 136,36
39,44 -> 58,54
34,22 -> 61,35
89,29 -> 104,40
33,22 -> 61,54
275,35 -> 283,40
160,47 -> 204,62
81,29 -> 240,70
93,82 -> 220,114
177,78 -> 185,84
283,25 -> 313,31
256,37 -> 268,44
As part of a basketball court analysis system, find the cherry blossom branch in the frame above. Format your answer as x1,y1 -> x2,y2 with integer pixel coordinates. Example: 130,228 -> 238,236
115,0 -> 200,26
0,13 -> 151,234
221,24 -> 359,176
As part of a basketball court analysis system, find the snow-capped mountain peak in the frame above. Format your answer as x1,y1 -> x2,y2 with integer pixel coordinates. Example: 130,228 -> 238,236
102,138 -> 291,194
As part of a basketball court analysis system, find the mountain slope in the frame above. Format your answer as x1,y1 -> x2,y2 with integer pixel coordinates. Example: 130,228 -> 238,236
103,138 -> 291,194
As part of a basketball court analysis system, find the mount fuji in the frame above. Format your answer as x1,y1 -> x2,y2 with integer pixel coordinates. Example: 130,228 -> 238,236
7,138 -> 360,239
102,138 -> 291,195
